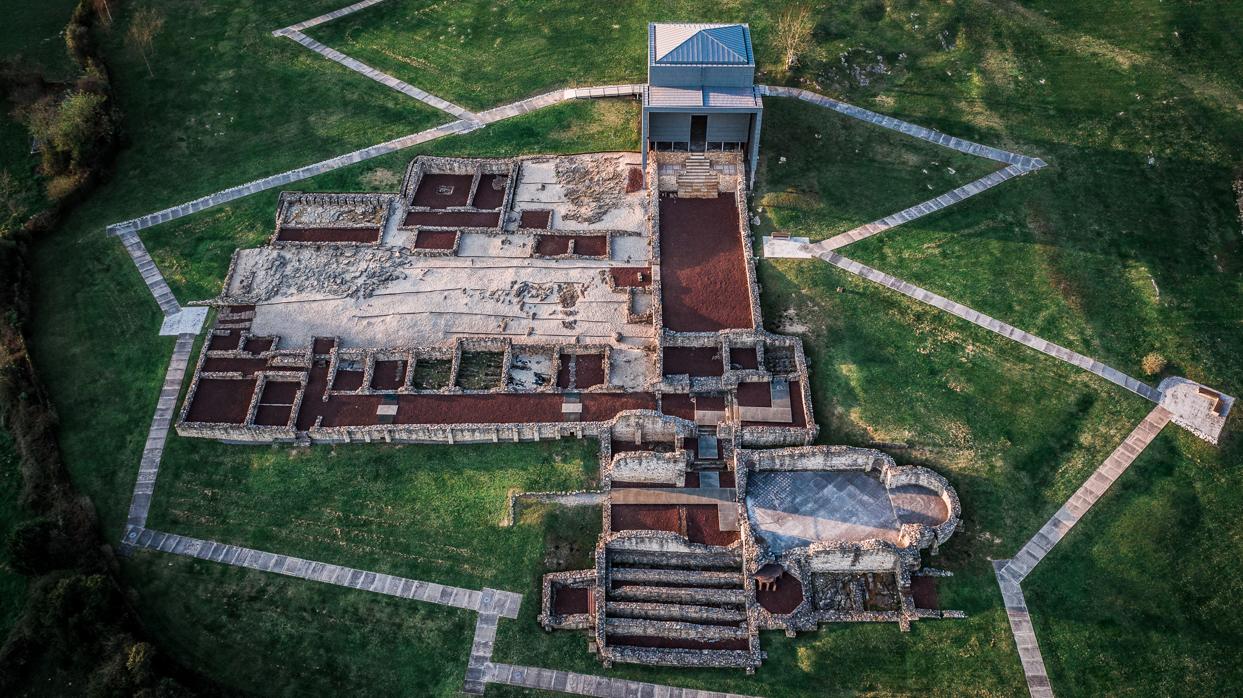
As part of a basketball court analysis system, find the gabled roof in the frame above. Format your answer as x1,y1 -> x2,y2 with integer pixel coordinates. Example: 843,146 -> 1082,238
650,23 -> 753,66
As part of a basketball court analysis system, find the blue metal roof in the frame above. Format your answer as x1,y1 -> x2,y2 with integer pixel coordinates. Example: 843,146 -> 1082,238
650,23 -> 753,66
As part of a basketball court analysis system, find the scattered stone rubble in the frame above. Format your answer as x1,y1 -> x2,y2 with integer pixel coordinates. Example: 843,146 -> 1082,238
555,154 -> 628,224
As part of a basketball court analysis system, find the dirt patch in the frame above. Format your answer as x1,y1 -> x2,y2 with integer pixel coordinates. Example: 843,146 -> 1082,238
625,167 -> 644,193
371,360 -> 407,390
662,394 -> 694,421
413,229 -> 458,250
609,267 -> 651,288
456,351 -> 504,390
242,337 -> 273,354
276,227 -> 381,244
254,404 -> 293,426
520,209 -> 552,229
332,369 -> 364,391
411,358 -> 452,389
695,394 -> 725,411
534,234 -> 607,257
729,347 -> 758,370
576,354 -> 606,388
756,571 -> 804,615
412,173 -> 473,208
663,347 -> 723,377
404,211 -> 500,228
472,174 -> 507,209
186,378 -> 256,424
659,194 -> 753,331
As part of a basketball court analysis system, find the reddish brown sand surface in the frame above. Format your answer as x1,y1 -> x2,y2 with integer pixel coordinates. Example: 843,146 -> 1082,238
534,234 -> 607,257
576,354 -> 606,388
471,174 -> 507,209
756,571 -> 804,614
685,504 -> 738,546
331,370 -> 365,392
729,347 -> 759,370
243,337 -> 274,354
202,357 -> 269,376
736,381 -> 772,407
609,267 -> 651,288
520,209 -> 552,229
276,227 -> 381,243
208,332 -> 241,351
606,636 -> 749,651
552,585 -> 590,615
404,211 -> 500,227
413,229 -> 458,250
254,404 -> 293,426
658,194 -> 753,331
611,504 -> 680,534
186,379 -> 255,424
742,381 -> 807,428
911,576 -> 939,609
370,360 -> 407,390
661,394 -> 694,421
663,347 -> 724,377
412,173 -> 473,208
260,381 -> 300,404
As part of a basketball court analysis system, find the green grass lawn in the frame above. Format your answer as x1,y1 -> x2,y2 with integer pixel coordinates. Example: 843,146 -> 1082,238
13,0 -> 1243,695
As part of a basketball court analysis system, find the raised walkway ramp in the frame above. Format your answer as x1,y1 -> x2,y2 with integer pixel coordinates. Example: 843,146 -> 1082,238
484,662 -> 762,698
125,333 -> 196,529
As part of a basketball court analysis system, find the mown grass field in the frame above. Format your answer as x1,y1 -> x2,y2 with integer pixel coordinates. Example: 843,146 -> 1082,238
7,0 -> 1242,695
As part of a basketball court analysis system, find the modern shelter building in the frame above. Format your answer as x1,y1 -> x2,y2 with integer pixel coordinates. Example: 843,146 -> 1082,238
642,23 -> 764,187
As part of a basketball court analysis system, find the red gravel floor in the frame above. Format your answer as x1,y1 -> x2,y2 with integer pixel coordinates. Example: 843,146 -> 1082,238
534,234 -> 607,257
186,378 -> 255,424
253,404 -> 293,427
519,209 -> 552,228
756,571 -> 804,615
576,354 -> 606,388
658,194 -> 753,332
742,381 -> 807,428
606,635 -> 748,651
331,369 -> 365,392
610,504 -> 680,534
404,211 -> 500,227
202,357 -> 269,376
662,394 -> 694,421
370,360 -> 407,390
412,173 -> 472,208
414,229 -> 458,250
663,347 -> 724,377
276,227 -> 380,243
260,381 -> 300,404
552,585 -> 591,615
471,174 -> 507,209
736,381 -> 772,407
208,332 -> 241,351
609,267 -> 652,288
911,576 -> 939,610
729,347 -> 759,370
685,504 -> 738,546
242,337 -> 274,354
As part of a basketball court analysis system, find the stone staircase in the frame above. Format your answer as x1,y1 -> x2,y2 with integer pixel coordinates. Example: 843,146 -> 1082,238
602,547 -> 760,669
676,154 -> 719,199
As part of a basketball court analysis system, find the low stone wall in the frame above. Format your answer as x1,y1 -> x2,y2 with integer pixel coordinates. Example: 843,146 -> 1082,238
608,450 -> 689,486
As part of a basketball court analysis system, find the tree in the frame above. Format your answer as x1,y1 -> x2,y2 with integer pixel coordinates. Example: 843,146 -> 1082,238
775,5 -> 816,71
126,7 -> 163,77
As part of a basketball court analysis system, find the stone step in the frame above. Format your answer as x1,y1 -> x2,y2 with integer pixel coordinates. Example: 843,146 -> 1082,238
605,617 -> 748,641
605,644 -> 761,669
609,567 -> 742,588
608,585 -> 746,606
605,601 -> 747,624
607,549 -> 740,569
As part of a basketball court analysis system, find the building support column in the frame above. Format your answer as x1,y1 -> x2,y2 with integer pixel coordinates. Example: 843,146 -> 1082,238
748,108 -> 763,190
640,104 -> 650,187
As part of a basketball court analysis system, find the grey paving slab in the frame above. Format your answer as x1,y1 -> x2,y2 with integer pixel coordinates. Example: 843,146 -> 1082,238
486,663 -> 762,698
992,561 -> 1056,698
817,252 -> 1159,402
117,231 -> 181,315
1003,407 -> 1171,583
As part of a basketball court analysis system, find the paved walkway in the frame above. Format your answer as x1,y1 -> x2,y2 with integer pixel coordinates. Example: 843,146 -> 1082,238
760,85 -> 1045,169
817,251 -> 1162,402
278,0 -> 389,33
463,591 -> 505,694
122,526 -> 521,617
809,164 -> 1037,253
117,230 -> 181,315
125,334 -> 196,529
991,405 -> 1172,697
993,561 -> 1054,698
1003,406 -> 1171,582
484,663 -> 763,698
276,30 -> 479,122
